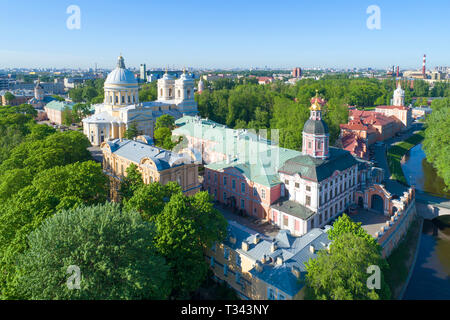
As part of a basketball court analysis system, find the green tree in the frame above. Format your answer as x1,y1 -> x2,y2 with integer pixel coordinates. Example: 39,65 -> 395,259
327,214 -> 378,249
13,203 -> 171,300
154,126 -> 176,150
155,191 -> 227,298
4,92 -> 16,104
305,233 -> 391,300
155,114 -> 175,130
119,163 -> 144,201
124,122 -> 140,139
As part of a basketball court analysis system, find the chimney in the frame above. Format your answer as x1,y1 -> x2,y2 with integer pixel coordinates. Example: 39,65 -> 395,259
255,260 -> 263,272
276,256 -> 283,265
309,245 -> 315,254
291,266 -> 300,278
242,241 -> 249,251
253,234 -> 260,245
270,240 -> 277,253
261,254 -> 267,264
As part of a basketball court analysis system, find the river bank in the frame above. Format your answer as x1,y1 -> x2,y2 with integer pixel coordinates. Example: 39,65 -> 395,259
387,130 -> 425,185
385,216 -> 423,299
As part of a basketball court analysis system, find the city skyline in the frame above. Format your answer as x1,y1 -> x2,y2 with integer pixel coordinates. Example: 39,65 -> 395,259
0,0 -> 449,69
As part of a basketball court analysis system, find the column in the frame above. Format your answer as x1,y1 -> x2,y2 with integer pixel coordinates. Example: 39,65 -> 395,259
118,92 -> 122,105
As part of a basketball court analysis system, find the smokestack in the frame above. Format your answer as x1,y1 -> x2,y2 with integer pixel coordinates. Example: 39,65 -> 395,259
423,54 -> 426,78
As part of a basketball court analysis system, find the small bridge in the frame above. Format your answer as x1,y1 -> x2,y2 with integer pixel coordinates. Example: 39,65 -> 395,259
415,190 -> 450,220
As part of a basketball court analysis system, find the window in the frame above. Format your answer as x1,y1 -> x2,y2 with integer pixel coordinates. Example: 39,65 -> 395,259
268,288 -> 275,300
223,176 -> 227,186
278,293 -> 286,300
240,199 -> 245,209
261,189 -> 266,199
306,195 -> 311,206
295,182 -> 300,188
308,142 -> 312,149
285,180 -> 289,185
283,215 -> 289,227
319,213 -> 322,225
223,192 -> 227,201
253,188 -> 258,196
224,248 -> 229,260
232,179 -> 236,190
208,172 -> 211,181
214,174 -> 218,183
115,96 -> 118,103
178,90 -> 181,98
319,196 -> 322,206
121,96 -> 125,103
241,182 -> 245,193
224,265 -> 228,277
306,185 -> 311,192
236,254 -> 241,268
128,96 -> 131,103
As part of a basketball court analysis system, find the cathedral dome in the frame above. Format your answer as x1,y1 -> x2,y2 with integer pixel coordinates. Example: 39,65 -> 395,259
303,119 -> 329,135
105,56 -> 138,85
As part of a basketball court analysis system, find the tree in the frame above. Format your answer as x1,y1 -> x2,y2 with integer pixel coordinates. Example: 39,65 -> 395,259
124,181 -> 182,221
423,98 -> 450,190
305,233 -> 391,300
72,103 -> 91,123
155,114 -> 175,130
62,106 -> 74,126
155,191 -> 227,298
4,92 -> 16,104
124,121 -> 140,139
119,163 -> 144,201
13,203 -> 171,300
327,214 -> 378,250
154,126 -> 176,150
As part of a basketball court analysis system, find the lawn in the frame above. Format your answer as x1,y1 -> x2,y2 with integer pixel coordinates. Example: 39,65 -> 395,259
387,130 -> 425,185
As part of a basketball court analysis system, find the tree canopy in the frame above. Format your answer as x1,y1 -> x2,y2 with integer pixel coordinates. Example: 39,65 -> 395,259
13,203 -> 170,300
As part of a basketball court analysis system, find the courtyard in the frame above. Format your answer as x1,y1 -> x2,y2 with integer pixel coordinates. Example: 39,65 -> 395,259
350,208 -> 390,237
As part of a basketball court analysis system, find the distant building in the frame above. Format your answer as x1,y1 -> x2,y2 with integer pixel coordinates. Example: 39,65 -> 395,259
140,64 -> 147,81
375,83 -> 412,129
101,137 -> 201,201
257,77 -> 273,85
27,81 -> 58,109
292,67 -> 302,78
197,78 -> 204,94
0,89 -> 34,106
44,100 -> 86,125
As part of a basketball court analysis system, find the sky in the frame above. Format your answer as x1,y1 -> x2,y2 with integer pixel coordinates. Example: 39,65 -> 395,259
0,0 -> 449,69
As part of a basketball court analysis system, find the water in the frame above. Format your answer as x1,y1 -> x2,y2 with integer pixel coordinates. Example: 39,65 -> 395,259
402,143 -> 450,198
403,217 -> 450,299
401,144 -> 450,299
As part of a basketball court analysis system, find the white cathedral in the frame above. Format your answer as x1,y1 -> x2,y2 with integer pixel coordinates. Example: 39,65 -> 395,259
83,55 -> 198,146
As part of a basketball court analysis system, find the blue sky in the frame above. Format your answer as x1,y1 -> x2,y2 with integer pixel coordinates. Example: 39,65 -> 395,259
0,0 -> 449,69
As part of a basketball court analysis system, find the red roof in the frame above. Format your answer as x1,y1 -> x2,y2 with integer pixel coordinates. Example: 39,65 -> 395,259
376,105 -> 409,110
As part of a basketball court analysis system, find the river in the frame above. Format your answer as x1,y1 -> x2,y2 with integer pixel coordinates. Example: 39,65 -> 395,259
401,143 -> 450,299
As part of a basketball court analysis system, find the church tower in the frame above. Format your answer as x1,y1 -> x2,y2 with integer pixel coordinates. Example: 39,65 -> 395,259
157,68 -> 175,101
393,82 -> 405,106
302,91 -> 329,159
34,80 -> 44,101
175,68 -> 195,103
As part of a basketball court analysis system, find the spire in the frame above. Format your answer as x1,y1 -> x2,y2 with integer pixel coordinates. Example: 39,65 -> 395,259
117,55 -> 125,69
310,89 -> 321,111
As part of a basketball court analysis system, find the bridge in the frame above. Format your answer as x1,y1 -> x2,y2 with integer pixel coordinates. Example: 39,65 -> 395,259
415,190 -> 450,220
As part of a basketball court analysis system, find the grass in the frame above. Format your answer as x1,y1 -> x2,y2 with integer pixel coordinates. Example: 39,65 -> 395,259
385,217 -> 422,299
387,130 -> 425,185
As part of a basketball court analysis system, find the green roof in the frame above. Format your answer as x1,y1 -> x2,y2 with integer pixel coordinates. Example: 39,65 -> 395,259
278,147 -> 357,182
44,100 -> 76,111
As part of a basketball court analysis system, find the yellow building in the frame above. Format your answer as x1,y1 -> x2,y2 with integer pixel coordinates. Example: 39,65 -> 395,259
101,136 -> 201,200
204,220 -> 331,300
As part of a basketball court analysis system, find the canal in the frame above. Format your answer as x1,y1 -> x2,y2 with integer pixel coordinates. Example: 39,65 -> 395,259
402,143 -> 450,299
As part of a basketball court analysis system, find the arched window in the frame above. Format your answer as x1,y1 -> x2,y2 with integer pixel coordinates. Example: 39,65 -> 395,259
178,90 -> 181,98
122,96 -> 125,103
128,96 -> 130,103
115,96 -> 118,103
169,89 -> 172,97
160,89 -> 163,97
187,89 -> 191,98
